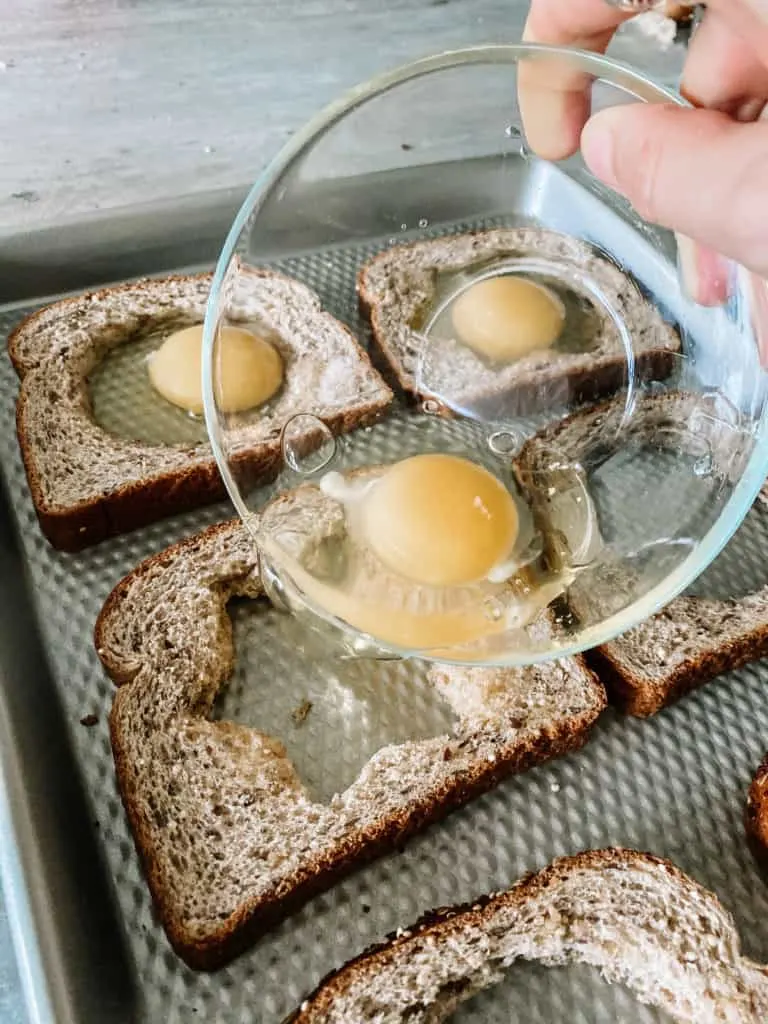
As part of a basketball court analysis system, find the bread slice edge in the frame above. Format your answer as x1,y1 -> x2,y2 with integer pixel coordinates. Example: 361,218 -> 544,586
95,519 -> 606,970
286,847 -> 768,1023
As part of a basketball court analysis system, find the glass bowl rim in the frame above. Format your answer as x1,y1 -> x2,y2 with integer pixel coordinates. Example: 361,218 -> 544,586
202,42 -> 768,666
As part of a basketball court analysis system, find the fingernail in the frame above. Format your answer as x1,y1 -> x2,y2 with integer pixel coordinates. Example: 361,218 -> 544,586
581,117 -> 618,189
735,97 -> 766,123
677,234 -> 730,307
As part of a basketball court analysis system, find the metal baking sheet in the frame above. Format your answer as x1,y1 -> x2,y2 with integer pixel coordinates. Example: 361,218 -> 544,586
2,161 -> 768,1024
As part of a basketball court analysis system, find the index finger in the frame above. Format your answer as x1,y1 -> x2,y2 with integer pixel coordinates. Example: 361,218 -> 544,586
519,0 -> 631,161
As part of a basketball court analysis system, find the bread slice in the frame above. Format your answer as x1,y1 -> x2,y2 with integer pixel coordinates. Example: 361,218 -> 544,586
357,228 -> 681,414
287,848 -> 768,1024
94,518 -> 606,970
506,389 -> 766,717
589,588 -> 768,717
9,269 -> 392,551
747,754 -> 768,857
513,389 -> 742,491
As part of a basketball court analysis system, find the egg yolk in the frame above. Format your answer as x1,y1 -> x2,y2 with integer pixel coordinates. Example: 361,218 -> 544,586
362,453 -> 519,587
450,275 -> 565,363
148,324 -> 283,415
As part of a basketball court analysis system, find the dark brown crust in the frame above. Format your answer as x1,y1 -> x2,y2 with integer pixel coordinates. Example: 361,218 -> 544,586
589,622 -> 768,718
10,272 -> 392,551
15,386 -> 225,551
747,754 -> 768,859
115,701 -> 601,972
356,233 -> 680,418
95,522 -> 606,971
7,271 -> 207,374
284,848 -> 697,1022
16,396 -> 387,552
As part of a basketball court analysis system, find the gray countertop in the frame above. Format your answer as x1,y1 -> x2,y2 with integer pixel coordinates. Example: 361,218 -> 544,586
3,0 -> 682,238
1,3 -> 685,1021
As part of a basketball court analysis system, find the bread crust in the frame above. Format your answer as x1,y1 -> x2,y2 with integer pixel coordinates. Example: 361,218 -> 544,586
747,754 -> 768,858
95,519 -> 606,970
10,270 -> 392,550
591,622 -> 768,718
286,847 -> 768,1023
357,228 -> 681,416
508,390 -> 768,719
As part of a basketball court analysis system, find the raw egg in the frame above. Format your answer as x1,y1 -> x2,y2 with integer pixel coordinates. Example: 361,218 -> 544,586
258,453 -> 565,653
360,453 -> 519,586
451,275 -> 565,362
148,324 -> 283,415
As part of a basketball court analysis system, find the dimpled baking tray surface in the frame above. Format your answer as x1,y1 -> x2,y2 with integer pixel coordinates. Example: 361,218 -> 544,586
2,164 -> 768,1024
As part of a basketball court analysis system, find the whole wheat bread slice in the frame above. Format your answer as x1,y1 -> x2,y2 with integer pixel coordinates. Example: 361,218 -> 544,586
747,755 -> 768,857
513,389 -> 744,493
589,588 -> 768,717
508,389 -> 767,717
9,268 -> 392,550
94,518 -> 605,970
357,228 -> 681,414
287,847 -> 768,1024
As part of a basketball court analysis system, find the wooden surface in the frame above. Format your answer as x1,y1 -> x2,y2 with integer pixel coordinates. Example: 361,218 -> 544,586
0,3 -> 685,1023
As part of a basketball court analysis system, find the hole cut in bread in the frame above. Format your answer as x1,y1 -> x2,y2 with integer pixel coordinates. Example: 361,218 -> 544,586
95,517 -> 605,969
9,268 -> 392,550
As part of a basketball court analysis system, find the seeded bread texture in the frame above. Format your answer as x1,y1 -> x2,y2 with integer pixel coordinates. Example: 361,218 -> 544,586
94,518 -> 606,970
287,848 -> 768,1024
747,755 -> 768,857
357,228 -> 681,414
9,269 -> 392,551
589,588 -> 768,717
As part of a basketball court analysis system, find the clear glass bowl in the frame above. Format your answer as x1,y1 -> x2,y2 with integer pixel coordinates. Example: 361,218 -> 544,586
202,44 -> 768,666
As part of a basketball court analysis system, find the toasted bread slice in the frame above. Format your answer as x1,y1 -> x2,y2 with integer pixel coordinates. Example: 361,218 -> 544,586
94,518 -> 605,970
508,390 -> 767,717
747,755 -> 768,856
9,269 -> 392,550
357,228 -> 680,414
589,589 -> 768,717
287,848 -> 768,1023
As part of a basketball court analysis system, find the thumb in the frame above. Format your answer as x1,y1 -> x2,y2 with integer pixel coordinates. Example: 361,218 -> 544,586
581,103 -> 768,278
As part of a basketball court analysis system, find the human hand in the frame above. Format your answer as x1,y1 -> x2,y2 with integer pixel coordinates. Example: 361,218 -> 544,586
520,0 -> 768,332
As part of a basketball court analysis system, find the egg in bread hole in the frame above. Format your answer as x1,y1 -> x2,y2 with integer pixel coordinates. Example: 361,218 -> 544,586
149,323 -> 283,415
256,443 -> 592,657
413,257 -> 618,422
89,318 -> 285,447
421,258 -> 603,366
